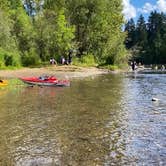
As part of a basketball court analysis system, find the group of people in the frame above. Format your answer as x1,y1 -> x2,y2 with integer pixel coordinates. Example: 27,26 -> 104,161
130,61 -> 166,71
130,61 -> 143,71
49,58 -> 57,65
155,65 -> 165,70
50,50 -> 73,65
60,50 -> 72,65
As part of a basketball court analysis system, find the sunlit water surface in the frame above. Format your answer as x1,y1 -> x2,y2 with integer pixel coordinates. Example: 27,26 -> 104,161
0,72 -> 165,166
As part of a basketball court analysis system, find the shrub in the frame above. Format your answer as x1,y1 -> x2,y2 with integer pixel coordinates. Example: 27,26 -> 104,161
21,48 -> 41,66
0,48 -> 21,68
4,53 -> 21,67
0,49 -> 5,68
72,54 -> 97,67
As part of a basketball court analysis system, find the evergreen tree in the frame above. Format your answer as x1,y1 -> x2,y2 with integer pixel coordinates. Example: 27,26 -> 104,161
147,11 -> 166,64
125,11 -> 166,65
135,15 -> 148,63
136,15 -> 147,46
124,18 -> 136,49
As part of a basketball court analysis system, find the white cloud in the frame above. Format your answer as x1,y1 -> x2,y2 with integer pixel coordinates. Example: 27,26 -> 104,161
138,0 -> 166,15
157,0 -> 166,12
122,0 -> 166,20
122,0 -> 137,20
138,3 -> 156,14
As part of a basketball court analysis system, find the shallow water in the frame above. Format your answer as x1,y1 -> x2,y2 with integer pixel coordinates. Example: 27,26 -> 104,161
0,72 -> 165,166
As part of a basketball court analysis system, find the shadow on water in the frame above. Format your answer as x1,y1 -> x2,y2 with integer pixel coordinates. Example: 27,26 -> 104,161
0,73 -> 165,165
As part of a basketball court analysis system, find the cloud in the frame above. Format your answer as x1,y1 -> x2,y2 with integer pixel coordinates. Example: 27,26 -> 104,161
138,0 -> 166,14
122,0 -> 166,20
157,0 -> 166,12
138,3 -> 156,14
122,0 -> 137,20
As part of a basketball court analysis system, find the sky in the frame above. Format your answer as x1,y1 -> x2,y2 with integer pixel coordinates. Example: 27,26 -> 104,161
122,0 -> 166,21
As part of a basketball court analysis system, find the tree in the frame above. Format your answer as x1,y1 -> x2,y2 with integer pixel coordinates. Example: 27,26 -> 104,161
147,11 -> 166,64
8,0 -> 40,66
34,4 -> 75,61
0,0 -> 128,67
0,2 -> 21,67
65,0 -> 128,65
124,18 -> 136,49
134,15 -> 148,63
125,11 -> 166,64
0,10 -> 14,50
136,15 -> 147,46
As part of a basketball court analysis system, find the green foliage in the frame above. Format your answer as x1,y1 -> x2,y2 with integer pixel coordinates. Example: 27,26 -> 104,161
11,7 -> 34,52
69,0 -> 127,65
51,9 -> 75,56
0,0 -> 128,68
72,54 -> 97,67
0,54 -> 5,68
34,8 -> 75,61
125,12 -> 166,64
0,0 -> 10,11
0,48 -> 21,68
0,10 -> 17,50
21,48 -> 41,66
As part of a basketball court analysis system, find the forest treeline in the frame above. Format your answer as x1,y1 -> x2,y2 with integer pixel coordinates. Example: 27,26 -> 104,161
0,0 -> 127,68
124,11 -> 166,65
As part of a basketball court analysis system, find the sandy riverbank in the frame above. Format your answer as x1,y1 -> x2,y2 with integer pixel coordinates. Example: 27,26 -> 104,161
0,65 -> 110,79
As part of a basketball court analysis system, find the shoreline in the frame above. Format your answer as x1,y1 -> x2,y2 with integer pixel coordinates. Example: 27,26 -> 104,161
0,65 -> 111,80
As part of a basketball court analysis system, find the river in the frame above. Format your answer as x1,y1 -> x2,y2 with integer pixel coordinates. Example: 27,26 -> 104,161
0,72 -> 165,166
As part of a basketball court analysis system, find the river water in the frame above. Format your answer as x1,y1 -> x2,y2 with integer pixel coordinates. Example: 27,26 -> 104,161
0,72 -> 165,166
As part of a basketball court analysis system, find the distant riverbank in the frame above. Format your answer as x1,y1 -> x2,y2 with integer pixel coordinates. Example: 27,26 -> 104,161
0,65 -> 110,79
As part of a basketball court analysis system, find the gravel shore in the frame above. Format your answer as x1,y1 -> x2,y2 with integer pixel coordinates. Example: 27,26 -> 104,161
0,65 -> 109,79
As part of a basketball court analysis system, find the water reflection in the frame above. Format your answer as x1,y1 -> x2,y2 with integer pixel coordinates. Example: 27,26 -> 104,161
0,73 -> 165,165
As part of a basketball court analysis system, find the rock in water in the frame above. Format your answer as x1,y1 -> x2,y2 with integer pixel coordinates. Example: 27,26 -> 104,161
152,98 -> 159,101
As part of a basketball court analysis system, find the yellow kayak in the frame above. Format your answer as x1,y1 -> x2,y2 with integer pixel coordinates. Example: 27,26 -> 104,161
0,80 -> 8,86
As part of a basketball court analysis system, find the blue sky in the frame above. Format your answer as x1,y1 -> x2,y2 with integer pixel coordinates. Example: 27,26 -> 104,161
122,0 -> 166,21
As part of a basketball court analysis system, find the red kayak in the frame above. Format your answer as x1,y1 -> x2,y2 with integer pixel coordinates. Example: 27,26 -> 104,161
20,76 -> 70,87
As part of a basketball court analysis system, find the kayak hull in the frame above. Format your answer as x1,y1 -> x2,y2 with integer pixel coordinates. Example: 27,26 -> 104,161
20,76 -> 70,87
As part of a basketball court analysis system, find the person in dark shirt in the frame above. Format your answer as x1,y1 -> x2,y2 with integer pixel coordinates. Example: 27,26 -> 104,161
131,61 -> 136,71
